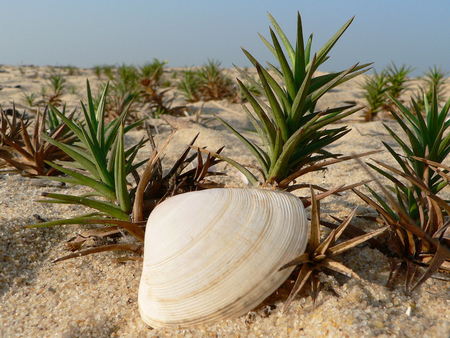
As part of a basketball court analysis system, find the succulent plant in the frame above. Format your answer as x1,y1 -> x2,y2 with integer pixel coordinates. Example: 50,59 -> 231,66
354,86 -> 450,291
42,74 -> 67,106
197,59 -> 236,101
0,104 -> 75,176
29,81 -> 222,260
178,60 -> 237,103
200,13 -> 372,190
178,68 -> 201,102
360,70 -> 391,121
385,62 -> 414,101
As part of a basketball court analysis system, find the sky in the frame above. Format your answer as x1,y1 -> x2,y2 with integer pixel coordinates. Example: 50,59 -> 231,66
2,1 -> 449,76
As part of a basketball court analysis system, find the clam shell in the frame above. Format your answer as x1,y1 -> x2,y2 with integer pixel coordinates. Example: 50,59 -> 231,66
139,188 -> 309,328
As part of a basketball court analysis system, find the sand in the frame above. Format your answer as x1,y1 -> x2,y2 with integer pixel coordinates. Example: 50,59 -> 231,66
1,64 -> 450,337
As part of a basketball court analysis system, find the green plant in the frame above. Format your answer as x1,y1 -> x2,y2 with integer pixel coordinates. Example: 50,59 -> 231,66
360,70 -> 390,121
37,81 -> 146,217
106,83 -> 141,122
177,61 -> 237,102
68,85 -> 78,95
412,66 -> 448,111
140,59 -> 168,83
354,86 -> 450,291
103,65 -> 115,80
93,65 -> 102,79
138,63 -> 186,118
117,64 -> 140,90
42,74 -> 67,106
29,81 -> 222,260
386,62 -> 414,100
48,74 -> 67,94
96,65 -> 141,123
21,91 -> 39,108
197,59 -> 236,101
236,77 -> 262,103
178,68 -> 201,102
45,103 -> 79,132
204,12 -> 371,189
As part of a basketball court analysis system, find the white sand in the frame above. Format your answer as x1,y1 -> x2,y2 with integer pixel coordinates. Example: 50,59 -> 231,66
1,65 -> 450,337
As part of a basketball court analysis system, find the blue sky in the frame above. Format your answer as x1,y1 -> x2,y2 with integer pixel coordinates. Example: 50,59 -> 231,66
2,1 -> 449,76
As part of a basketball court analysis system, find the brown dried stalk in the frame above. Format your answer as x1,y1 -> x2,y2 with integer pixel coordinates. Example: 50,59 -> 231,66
280,186 -> 387,311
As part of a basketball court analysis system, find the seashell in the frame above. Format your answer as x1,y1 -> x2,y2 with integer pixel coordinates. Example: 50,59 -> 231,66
138,188 -> 309,328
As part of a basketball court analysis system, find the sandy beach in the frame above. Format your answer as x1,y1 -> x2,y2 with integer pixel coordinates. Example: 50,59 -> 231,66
1,64 -> 450,337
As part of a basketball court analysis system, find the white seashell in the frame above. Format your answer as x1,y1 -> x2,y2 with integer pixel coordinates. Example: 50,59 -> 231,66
138,188 -> 309,328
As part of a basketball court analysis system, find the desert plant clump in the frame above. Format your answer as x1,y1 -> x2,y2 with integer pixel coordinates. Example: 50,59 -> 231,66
205,13 -> 373,189
21,91 -> 40,108
360,70 -> 391,121
178,60 -> 238,102
385,62 -> 414,101
28,80 -> 223,261
197,59 -> 236,101
178,68 -> 201,102
102,64 -> 115,80
354,85 -> 450,291
94,60 -> 185,122
359,62 -> 414,121
138,59 -> 186,118
0,104 -> 76,176
193,12 -> 388,308
140,59 -> 168,84
93,65 -> 102,79
412,65 -> 449,111
41,73 -> 67,106
279,187 -> 387,309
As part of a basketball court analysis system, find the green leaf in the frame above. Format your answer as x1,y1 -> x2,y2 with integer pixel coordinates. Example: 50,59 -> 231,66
41,192 -> 130,221
40,133 -> 102,181
313,16 -> 354,70
267,12 -> 295,65
215,114 -> 269,175
269,27 -> 296,100
43,161 -> 116,201
114,124 -> 132,213
256,64 -> 288,141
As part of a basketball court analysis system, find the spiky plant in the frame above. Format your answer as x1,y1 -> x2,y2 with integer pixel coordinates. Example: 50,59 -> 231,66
93,65 -> 102,79
197,59 -> 236,101
279,187 -> 387,309
29,81 -> 222,261
200,12 -> 372,190
360,70 -> 391,121
0,105 -> 31,147
0,104 -> 75,176
353,86 -> 450,291
140,59 -> 168,83
178,68 -> 201,102
191,12 -> 380,310
386,62 -> 414,101
42,74 -> 67,106
21,91 -> 40,108
140,66 -> 187,118
413,66 -> 449,111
